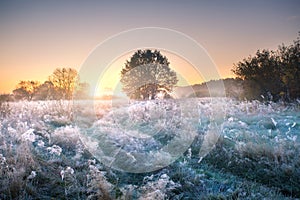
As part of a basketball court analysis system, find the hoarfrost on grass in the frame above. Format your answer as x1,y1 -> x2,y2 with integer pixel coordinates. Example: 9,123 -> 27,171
21,128 -> 37,142
47,144 -> 62,156
0,98 -> 299,199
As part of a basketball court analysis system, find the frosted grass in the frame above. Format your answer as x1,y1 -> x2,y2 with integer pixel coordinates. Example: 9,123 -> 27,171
0,98 -> 299,199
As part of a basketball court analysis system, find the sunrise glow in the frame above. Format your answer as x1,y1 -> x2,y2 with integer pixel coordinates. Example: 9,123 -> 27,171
0,1 -> 299,94
94,50 -> 204,97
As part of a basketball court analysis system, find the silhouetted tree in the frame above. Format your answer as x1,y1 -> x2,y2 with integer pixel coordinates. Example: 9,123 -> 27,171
35,81 -> 56,100
120,49 -> 178,99
13,81 -> 40,101
232,49 -> 283,100
279,34 -> 300,100
49,68 -> 79,99
233,33 -> 300,101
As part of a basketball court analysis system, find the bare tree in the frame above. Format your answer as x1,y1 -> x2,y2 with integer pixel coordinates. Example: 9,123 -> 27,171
49,68 -> 79,100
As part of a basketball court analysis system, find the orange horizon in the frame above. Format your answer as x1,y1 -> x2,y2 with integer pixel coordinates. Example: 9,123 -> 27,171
0,50 -> 235,95
1,1 -> 298,94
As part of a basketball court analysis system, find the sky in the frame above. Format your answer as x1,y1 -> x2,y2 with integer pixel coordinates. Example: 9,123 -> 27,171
0,0 -> 299,95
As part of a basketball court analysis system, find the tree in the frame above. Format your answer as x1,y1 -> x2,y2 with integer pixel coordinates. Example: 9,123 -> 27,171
120,49 -> 178,99
232,50 -> 283,100
0,94 -> 13,102
35,81 -> 56,100
232,33 -> 300,101
49,68 -> 79,99
13,81 -> 40,100
279,34 -> 300,100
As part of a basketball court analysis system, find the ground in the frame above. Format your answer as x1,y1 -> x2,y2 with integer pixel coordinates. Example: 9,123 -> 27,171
0,98 -> 299,199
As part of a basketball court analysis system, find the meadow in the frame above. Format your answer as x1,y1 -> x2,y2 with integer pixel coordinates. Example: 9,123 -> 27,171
0,98 -> 299,199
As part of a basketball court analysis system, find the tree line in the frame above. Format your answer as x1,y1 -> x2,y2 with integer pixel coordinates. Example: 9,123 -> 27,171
1,34 -> 299,102
120,34 -> 299,102
1,68 -> 90,101
232,33 -> 300,101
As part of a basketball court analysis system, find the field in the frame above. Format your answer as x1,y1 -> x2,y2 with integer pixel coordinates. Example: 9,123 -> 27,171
0,98 -> 299,199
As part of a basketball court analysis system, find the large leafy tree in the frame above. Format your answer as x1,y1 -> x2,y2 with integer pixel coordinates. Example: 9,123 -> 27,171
120,49 -> 178,99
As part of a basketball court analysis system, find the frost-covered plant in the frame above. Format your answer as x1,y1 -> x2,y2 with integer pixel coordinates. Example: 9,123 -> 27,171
0,141 -> 38,199
0,153 -> 6,165
60,166 -> 81,199
40,100 -> 73,127
50,125 -> 81,150
0,101 -> 11,119
21,128 -> 37,142
138,173 -> 179,200
47,144 -> 62,156
86,163 -> 112,200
